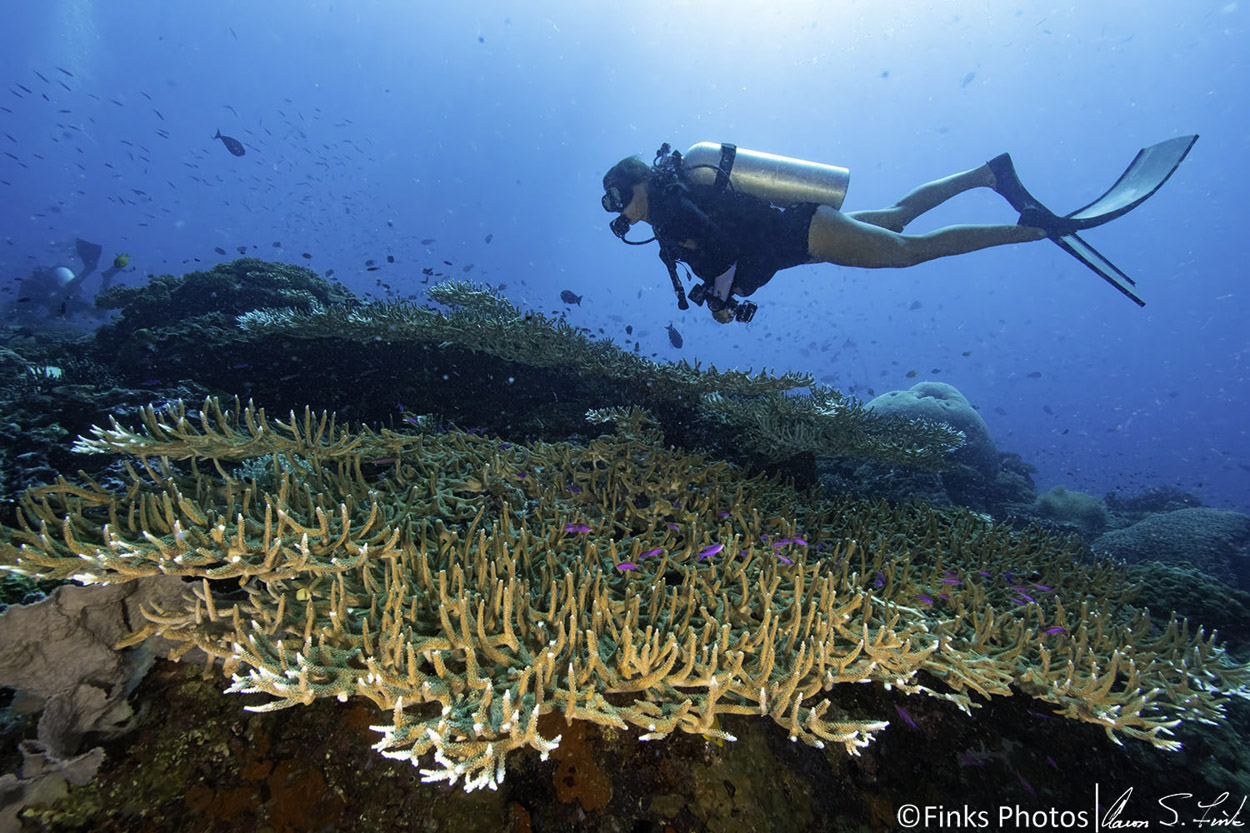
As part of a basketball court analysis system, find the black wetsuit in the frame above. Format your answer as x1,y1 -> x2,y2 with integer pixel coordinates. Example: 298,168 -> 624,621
646,172 -> 818,297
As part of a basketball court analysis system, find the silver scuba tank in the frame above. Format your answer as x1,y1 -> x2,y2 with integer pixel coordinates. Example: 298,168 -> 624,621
681,142 -> 850,210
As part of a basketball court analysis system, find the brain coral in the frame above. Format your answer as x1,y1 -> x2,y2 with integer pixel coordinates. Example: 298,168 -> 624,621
865,382 -> 998,475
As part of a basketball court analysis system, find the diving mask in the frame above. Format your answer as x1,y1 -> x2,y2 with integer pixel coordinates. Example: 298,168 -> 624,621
601,184 -> 630,213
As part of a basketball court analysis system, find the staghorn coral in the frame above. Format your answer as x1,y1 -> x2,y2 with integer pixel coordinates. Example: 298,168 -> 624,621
1,398 -> 1246,794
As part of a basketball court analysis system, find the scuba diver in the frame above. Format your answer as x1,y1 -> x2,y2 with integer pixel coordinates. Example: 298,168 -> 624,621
6,238 -> 128,322
602,138 -> 1198,320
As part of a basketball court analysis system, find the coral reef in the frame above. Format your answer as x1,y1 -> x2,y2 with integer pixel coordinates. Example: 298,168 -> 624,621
696,385 -> 963,471
95,258 -> 357,335
237,283 -> 808,399
1126,562 -> 1250,658
233,281 -> 969,470
2,397 -> 1245,797
19,269 -> 968,476
1093,507 -> 1250,590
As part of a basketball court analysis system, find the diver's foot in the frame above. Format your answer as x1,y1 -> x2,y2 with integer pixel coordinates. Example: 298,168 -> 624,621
1017,206 -> 1079,239
986,153 -> 1031,204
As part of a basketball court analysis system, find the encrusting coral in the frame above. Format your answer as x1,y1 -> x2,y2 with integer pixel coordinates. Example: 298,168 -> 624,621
1,398 -> 1245,793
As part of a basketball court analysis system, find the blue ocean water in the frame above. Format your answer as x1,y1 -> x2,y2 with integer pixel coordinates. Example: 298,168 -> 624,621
0,0 -> 1246,512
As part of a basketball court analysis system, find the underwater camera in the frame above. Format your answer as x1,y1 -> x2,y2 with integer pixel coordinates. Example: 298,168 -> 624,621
688,282 -> 757,323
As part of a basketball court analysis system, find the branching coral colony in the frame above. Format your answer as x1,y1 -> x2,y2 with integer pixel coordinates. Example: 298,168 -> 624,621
2,398 -> 1246,792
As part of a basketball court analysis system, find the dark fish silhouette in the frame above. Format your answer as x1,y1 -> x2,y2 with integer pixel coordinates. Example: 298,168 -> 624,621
666,323 -> 683,349
560,290 -> 581,305
213,129 -> 245,156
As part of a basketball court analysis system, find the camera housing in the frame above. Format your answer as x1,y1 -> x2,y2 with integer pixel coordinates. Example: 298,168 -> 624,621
688,282 -> 757,323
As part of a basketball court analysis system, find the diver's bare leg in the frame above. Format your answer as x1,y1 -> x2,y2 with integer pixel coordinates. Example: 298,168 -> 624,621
847,165 -> 995,232
808,205 -> 1045,268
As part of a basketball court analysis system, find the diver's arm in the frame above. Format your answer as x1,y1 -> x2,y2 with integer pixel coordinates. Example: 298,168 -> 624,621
711,264 -> 736,301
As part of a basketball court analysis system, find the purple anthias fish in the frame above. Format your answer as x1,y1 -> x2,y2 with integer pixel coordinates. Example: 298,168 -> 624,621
697,543 -> 724,561
616,562 -> 638,571
640,548 -> 664,560
564,523 -> 592,533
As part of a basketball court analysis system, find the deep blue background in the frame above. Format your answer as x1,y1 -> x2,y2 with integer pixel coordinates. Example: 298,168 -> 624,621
2,0 -> 1246,512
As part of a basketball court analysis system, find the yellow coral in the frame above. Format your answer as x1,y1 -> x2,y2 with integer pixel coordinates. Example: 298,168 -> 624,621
2,398 -> 1245,793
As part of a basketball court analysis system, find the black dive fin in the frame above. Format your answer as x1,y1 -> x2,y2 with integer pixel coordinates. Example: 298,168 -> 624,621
74,237 -> 102,280
1052,232 -> 1144,307
994,136 -> 1198,306
1064,134 -> 1198,230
